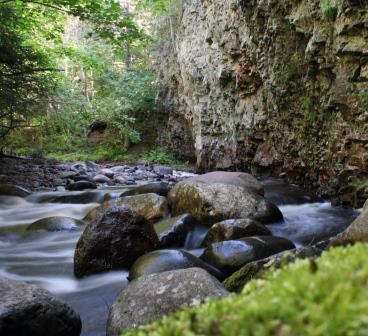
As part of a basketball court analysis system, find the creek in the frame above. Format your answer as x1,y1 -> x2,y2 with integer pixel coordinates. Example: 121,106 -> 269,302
0,178 -> 359,336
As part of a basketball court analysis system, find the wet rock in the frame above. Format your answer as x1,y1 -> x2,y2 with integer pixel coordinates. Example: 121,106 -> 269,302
153,165 -> 173,176
172,181 -> 283,224
201,219 -> 272,247
200,236 -> 295,274
60,171 -> 77,179
330,204 -> 368,246
27,216 -> 85,232
73,175 -> 92,182
107,268 -> 228,335
0,184 -> 30,197
128,249 -> 225,281
0,277 -> 81,336
223,240 -> 329,292
99,168 -> 114,178
121,182 -> 171,197
92,174 -> 112,184
66,181 -> 97,191
48,191 -> 105,204
168,171 -> 264,203
74,206 -> 158,278
155,214 -> 196,248
117,193 -> 169,222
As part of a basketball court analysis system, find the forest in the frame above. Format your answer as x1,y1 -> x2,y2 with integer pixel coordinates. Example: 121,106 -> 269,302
1,0 -> 180,163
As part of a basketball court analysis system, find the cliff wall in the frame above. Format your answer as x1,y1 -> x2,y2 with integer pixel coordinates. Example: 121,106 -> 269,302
157,0 -> 368,205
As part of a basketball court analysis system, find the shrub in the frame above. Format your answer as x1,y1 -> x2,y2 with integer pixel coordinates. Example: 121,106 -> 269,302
123,243 -> 368,336
321,0 -> 339,20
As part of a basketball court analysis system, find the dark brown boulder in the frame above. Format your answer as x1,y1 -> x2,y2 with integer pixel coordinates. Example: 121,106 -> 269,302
74,206 -> 159,278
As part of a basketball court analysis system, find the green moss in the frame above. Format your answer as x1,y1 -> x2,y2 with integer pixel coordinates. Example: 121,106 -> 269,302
123,243 -> 368,336
222,262 -> 260,293
321,0 -> 339,20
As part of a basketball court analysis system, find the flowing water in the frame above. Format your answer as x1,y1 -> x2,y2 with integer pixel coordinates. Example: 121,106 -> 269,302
0,178 -> 360,335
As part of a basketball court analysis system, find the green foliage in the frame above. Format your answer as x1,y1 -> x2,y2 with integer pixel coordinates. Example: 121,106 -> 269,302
123,243 -> 368,336
358,88 -> 368,111
321,0 -> 339,20
143,148 -> 181,165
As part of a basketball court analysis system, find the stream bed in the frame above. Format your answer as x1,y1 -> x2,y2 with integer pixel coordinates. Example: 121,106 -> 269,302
0,178 -> 360,336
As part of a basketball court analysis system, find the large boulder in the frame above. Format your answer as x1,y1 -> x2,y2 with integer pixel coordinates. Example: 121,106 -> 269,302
0,277 -> 81,336
200,236 -> 295,274
117,193 -> 169,222
27,216 -> 84,232
0,184 -> 30,197
330,205 -> 368,246
172,181 -> 283,224
128,249 -> 225,281
155,214 -> 196,248
106,268 -> 229,335
74,206 -> 159,278
168,171 -> 264,203
121,182 -> 171,197
201,219 -> 272,247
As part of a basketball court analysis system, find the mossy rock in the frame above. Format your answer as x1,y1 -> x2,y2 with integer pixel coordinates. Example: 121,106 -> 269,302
122,243 -> 368,336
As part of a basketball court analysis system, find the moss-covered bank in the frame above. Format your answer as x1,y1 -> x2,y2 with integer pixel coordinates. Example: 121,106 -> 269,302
123,243 -> 368,336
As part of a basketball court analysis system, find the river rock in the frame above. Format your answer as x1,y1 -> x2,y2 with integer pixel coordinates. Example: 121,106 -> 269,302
74,206 -> 159,278
201,219 -> 272,247
330,204 -> 368,246
168,171 -> 264,203
128,249 -> 225,281
155,214 -> 196,248
0,277 -> 81,336
223,240 -> 329,292
27,216 -> 85,232
66,181 -> 97,191
172,181 -> 283,224
200,236 -> 295,274
47,191 -> 105,204
117,193 -> 169,222
0,184 -> 30,197
107,267 -> 229,335
73,175 -> 92,182
153,165 -> 173,176
99,168 -> 114,178
121,182 -> 171,197
92,174 -> 112,184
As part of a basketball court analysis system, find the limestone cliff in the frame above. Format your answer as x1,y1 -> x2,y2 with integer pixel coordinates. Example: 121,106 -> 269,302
157,0 -> 368,206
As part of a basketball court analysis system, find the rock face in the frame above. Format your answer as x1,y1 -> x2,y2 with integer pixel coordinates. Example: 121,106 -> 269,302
128,249 -> 225,281
172,181 -> 283,224
27,216 -> 84,232
201,218 -> 272,247
106,267 -> 229,335
330,205 -> 368,246
74,206 -> 159,278
157,0 -> 368,206
117,193 -> 169,222
200,236 -> 295,274
0,277 -> 81,336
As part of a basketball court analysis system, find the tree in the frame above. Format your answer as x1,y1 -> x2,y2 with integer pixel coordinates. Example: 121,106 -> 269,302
0,0 -> 143,141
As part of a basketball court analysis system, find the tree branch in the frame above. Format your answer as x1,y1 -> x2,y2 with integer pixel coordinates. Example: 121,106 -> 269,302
0,0 -> 72,14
